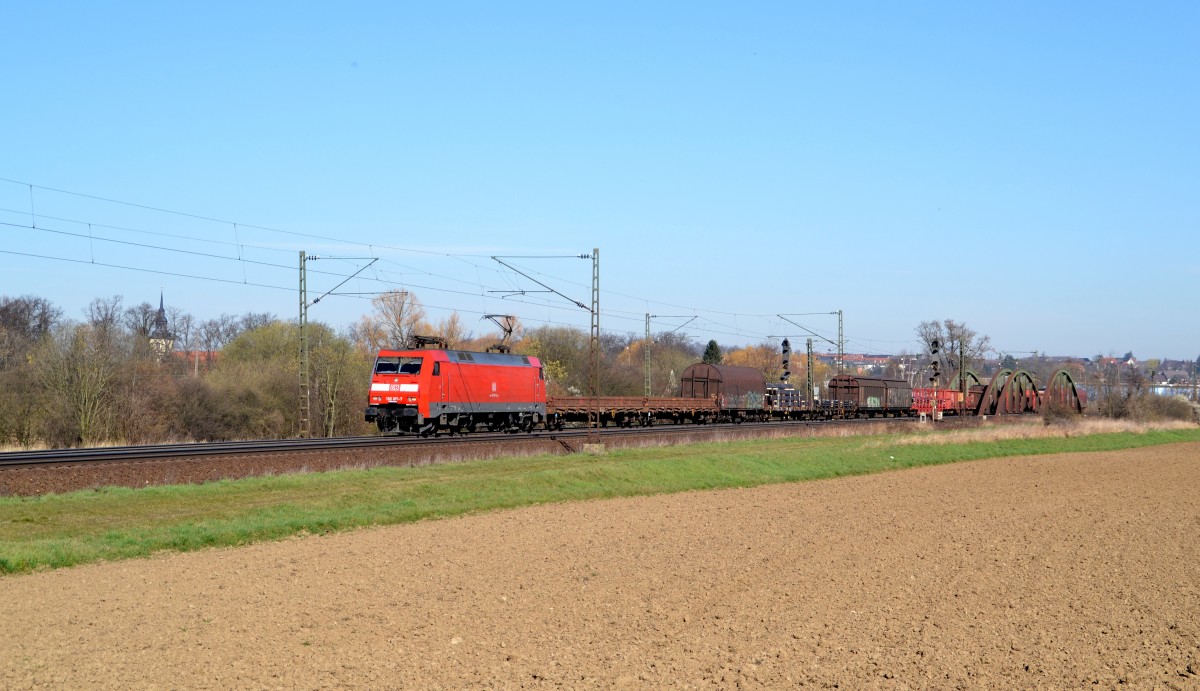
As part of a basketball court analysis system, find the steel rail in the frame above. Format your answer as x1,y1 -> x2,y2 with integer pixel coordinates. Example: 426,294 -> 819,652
0,434 -> 506,468
0,417 -> 920,470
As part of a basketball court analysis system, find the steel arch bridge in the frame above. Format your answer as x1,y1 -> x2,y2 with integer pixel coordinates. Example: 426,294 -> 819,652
968,367 -> 1084,416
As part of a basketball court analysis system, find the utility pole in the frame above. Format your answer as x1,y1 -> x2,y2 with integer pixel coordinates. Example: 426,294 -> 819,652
959,339 -> 965,416
644,313 -> 652,397
837,309 -> 844,375
298,252 -> 376,439
491,251 -> 597,441
588,248 -> 600,445
806,338 -> 815,410
298,250 -> 310,439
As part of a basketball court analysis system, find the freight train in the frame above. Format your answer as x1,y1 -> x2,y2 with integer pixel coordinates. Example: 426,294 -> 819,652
364,347 -> 917,436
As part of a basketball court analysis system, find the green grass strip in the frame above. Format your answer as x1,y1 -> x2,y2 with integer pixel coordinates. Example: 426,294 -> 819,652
2,427 -> 1199,575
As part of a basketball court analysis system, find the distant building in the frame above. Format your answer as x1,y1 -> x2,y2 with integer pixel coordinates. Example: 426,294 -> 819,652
148,292 -> 174,357
172,349 -> 219,374
815,352 -> 891,374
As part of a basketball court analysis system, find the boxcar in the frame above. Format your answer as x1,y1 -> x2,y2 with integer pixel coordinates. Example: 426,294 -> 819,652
679,363 -> 766,419
826,375 -> 912,416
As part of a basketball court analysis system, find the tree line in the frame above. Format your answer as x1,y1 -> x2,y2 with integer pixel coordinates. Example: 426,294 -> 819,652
0,294 -> 374,447
6,291 -> 1184,449
0,291 -> 821,448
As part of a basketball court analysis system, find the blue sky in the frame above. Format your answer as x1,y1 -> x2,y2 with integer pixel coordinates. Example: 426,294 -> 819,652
2,2 -> 1197,359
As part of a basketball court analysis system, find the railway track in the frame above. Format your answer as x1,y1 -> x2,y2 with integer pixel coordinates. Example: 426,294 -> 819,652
0,416 -> 922,470
0,434 -> 505,469
0,416 -> 941,497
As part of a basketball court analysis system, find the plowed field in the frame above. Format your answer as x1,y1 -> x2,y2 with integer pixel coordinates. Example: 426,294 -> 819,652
3,443 -> 1199,688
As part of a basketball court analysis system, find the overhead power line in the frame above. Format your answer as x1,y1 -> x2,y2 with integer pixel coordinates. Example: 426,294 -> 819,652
0,176 -> 918,347
0,248 -> 294,293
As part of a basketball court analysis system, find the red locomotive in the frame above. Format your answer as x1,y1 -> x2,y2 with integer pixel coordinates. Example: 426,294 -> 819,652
365,348 -> 546,435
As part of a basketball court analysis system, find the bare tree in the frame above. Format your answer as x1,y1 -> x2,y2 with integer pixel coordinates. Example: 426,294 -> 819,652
0,295 -> 62,340
85,295 -> 123,332
434,312 -> 469,350
0,326 -> 10,371
123,302 -> 158,339
194,311 -> 278,360
238,312 -> 276,333
199,314 -> 241,355
348,314 -> 385,355
0,295 -> 62,362
167,308 -> 194,350
311,327 -> 367,437
351,291 -> 428,352
915,319 -> 992,387
649,330 -> 703,396
36,323 -> 119,445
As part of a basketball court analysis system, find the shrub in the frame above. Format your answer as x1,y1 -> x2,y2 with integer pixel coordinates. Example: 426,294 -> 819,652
1042,400 -> 1079,426
1093,390 -> 1196,423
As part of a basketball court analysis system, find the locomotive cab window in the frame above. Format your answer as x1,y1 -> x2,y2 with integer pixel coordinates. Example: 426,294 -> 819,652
375,356 -> 422,375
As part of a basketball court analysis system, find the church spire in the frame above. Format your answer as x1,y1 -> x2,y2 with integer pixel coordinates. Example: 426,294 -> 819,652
149,290 -> 174,357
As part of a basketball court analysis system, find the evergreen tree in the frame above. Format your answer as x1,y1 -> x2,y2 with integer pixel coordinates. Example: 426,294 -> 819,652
702,340 -> 722,364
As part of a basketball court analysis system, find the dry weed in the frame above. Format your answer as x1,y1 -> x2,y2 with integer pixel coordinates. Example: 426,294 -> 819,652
879,417 -> 1194,447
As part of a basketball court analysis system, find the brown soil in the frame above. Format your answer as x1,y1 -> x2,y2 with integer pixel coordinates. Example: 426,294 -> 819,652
3,444 -> 1199,689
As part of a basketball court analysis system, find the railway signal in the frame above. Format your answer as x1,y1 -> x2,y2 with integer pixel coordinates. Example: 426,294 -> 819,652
781,338 -> 791,383
929,339 -> 941,422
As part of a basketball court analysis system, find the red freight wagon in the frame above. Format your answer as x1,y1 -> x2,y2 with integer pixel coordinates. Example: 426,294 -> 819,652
910,388 -> 961,415
365,349 -> 545,435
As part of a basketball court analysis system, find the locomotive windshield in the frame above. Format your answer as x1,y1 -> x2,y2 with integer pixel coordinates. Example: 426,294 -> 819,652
374,356 -> 422,375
